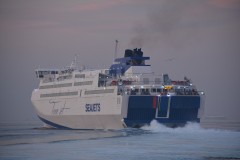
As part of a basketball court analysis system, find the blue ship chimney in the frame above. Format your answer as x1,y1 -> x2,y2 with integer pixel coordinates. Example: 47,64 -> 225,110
109,48 -> 150,77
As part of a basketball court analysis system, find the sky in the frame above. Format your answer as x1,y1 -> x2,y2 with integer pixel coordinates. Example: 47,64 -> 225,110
0,0 -> 240,126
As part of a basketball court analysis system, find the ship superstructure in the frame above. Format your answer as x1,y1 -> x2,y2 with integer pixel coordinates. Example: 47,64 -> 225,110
31,48 -> 205,129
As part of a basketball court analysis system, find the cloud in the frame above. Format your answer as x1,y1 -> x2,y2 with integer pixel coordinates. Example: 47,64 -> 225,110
70,0 -> 130,12
0,0 -> 133,35
208,0 -> 240,9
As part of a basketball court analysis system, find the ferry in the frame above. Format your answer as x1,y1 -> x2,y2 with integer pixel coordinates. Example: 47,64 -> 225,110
31,48 -> 205,129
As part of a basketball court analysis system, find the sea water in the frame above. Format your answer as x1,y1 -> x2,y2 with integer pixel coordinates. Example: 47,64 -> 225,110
0,120 -> 239,160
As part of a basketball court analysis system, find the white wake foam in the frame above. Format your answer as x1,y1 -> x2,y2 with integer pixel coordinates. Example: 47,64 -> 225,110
141,120 -> 234,134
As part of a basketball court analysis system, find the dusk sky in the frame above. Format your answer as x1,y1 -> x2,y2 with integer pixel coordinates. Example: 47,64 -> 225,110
0,0 -> 240,127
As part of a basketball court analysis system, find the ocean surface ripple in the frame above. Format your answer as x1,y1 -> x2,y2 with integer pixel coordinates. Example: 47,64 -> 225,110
0,121 -> 239,160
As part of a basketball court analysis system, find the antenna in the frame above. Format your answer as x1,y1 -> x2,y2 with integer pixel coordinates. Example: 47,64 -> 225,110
114,40 -> 118,61
69,54 -> 79,70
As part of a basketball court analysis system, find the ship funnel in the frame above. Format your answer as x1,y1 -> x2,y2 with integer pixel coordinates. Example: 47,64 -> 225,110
124,48 -> 143,57
124,49 -> 133,57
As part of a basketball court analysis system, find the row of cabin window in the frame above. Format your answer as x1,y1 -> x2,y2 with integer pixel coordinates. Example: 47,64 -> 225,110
85,89 -> 114,95
40,91 -> 78,98
40,89 -> 114,98
143,78 -> 161,84
41,73 -> 85,84
131,88 -> 191,93
75,74 -> 85,78
130,88 -> 165,93
129,88 -> 197,95
39,81 -> 93,89
39,83 -> 72,89
74,81 -> 93,86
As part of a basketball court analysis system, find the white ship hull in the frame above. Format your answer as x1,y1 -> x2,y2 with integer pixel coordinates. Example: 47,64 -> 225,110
31,87 -> 129,129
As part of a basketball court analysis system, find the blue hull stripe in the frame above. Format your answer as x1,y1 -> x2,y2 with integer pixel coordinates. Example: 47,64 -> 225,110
38,116 -> 71,129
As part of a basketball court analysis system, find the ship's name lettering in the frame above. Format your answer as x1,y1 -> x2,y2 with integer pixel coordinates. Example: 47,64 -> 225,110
85,103 -> 100,112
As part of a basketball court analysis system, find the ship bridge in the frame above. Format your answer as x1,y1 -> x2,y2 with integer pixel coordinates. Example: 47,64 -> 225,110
109,48 -> 151,77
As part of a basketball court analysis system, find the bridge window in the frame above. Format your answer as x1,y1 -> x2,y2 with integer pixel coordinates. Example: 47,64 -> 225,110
152,88 -> 156,92
155,78 -> 161,84
143,78 -> 149,84
98,73 -> 110,87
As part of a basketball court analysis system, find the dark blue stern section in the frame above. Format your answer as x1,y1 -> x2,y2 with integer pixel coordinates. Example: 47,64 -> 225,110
124,95 -> 200,128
